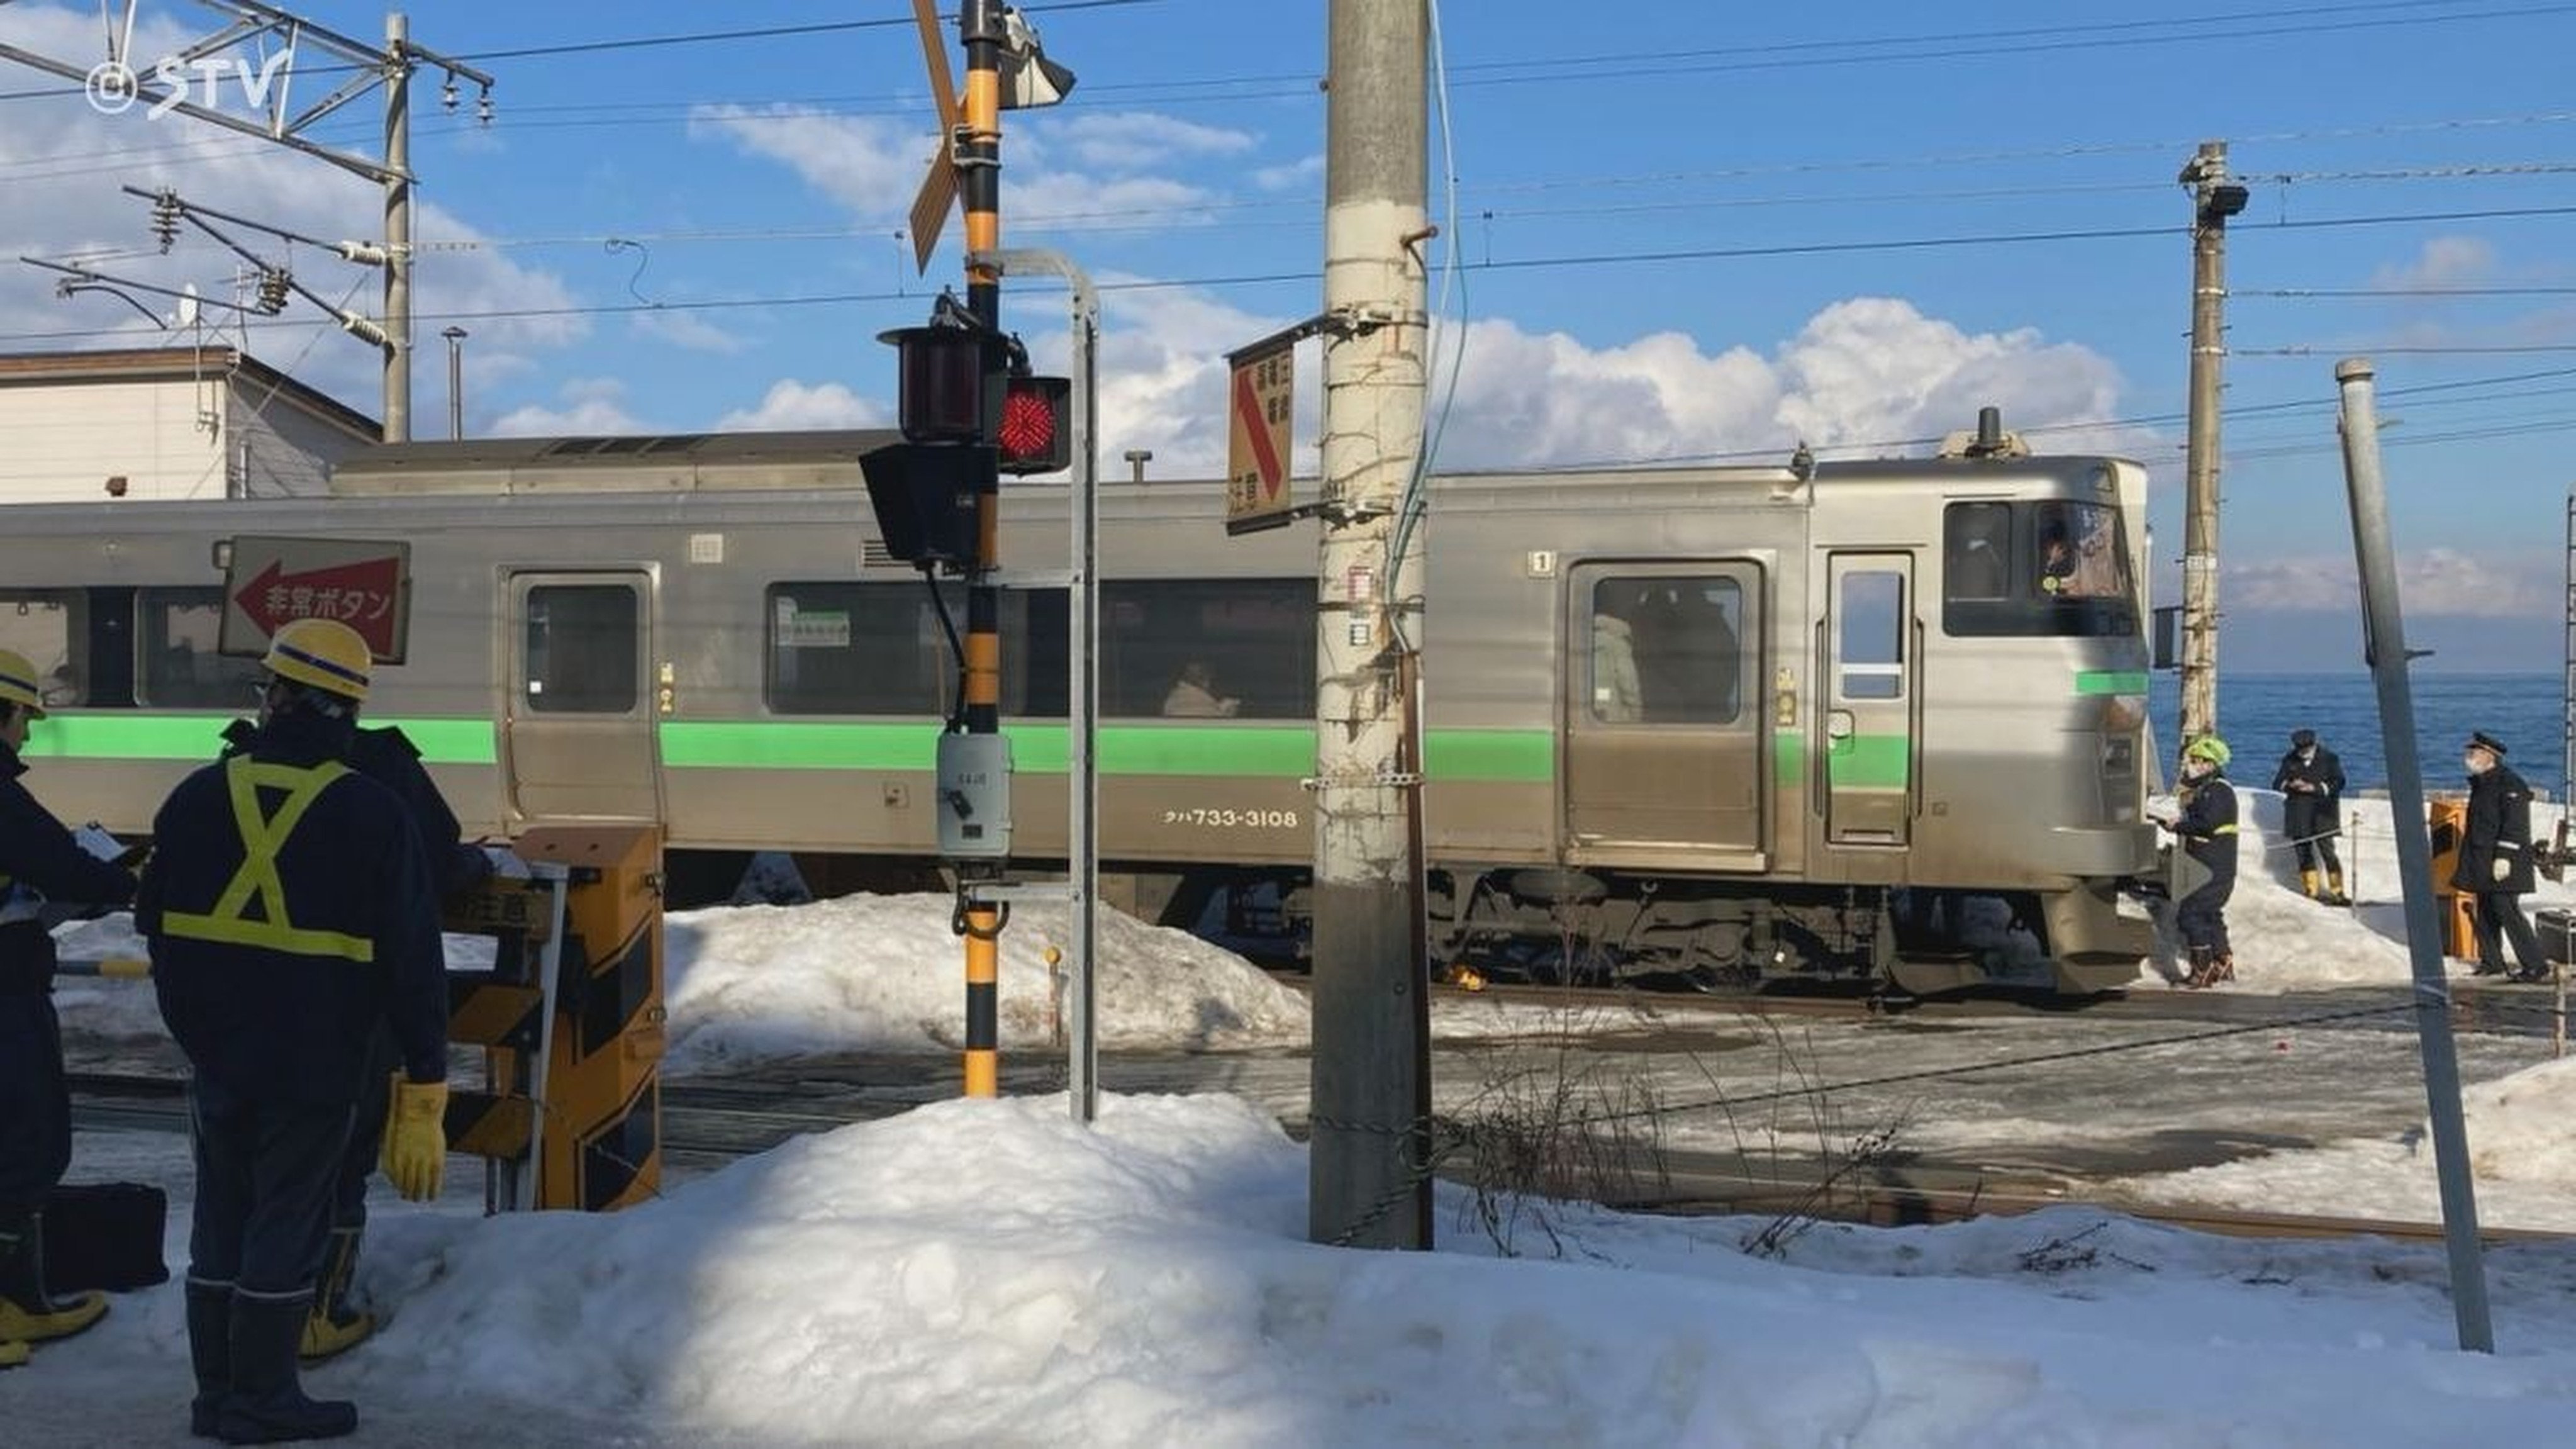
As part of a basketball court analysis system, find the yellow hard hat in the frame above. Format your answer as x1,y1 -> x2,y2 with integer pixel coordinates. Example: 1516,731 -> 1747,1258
0,649 -> 46,718
262,618 -> 371,703
2183,735 -> 2231,767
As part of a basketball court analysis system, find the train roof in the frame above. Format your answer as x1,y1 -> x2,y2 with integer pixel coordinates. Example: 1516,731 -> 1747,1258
329,428 -> 904,495
330,429 -> 2125,501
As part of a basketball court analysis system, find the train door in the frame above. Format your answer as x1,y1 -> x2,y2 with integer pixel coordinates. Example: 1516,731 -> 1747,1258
1562,561 -> 1766,868
502,570 -> 662,823
1820,553 -> 1915,846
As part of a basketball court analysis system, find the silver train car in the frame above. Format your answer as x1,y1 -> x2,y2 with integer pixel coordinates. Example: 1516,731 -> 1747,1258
0,418 -> 2158,993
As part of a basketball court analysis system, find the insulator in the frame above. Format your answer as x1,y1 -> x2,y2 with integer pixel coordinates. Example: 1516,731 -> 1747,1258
257,269 -> 290,315
440,75 -> 458,111
476,88 -> 493,125
150,192 -> 182,254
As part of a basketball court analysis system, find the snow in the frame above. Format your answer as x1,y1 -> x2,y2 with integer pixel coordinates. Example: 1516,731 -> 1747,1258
11,790 -> 2576,1445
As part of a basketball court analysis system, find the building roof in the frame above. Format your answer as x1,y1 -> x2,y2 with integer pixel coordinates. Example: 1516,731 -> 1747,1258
0,345 -> 382,443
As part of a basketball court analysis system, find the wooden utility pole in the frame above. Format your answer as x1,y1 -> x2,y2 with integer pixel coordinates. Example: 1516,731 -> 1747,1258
1308,0 -> 1432,1251
2178,141 -> 2244,746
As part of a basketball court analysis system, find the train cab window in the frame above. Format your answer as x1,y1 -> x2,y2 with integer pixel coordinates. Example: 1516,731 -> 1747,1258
523,584 -> 638,713
1942,500 -> 2135,637
1590,576 -> 1744,725
1103,578 -> 1312,720
0,591 -> 86,709
1835,570 -> 1906,701
137,588 -> 264,709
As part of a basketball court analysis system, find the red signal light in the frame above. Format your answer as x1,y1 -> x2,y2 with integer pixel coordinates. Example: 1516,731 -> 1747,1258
995,374 -> 1071,476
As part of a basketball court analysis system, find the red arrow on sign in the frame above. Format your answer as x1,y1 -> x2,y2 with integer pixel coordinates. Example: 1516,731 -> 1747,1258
1231,363 -> 1284,498
231,555 -> 403,656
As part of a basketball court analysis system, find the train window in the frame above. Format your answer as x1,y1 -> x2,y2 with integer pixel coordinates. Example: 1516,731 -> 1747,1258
1104,578 -> 1312,720
1942,500 -> 2135,637
1836,570 -> 1905,700
763,583 -> 943,716
137,588 -> 264,710
523,585 -> 638,713
0,592 -> 85,709
1590,576 -> 1744,725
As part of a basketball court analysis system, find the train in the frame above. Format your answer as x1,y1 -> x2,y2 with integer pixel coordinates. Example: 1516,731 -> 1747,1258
0,411 -> 2161,995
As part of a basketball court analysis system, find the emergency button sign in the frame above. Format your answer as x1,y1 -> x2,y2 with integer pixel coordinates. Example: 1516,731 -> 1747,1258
218,535 -> 412,664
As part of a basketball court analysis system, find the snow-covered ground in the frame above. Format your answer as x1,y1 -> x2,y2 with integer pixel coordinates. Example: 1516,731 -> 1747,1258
10,789 -> 2576,1445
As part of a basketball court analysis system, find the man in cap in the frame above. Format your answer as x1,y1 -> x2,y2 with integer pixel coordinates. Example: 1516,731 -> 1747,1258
2456,730 -> 2548,982
138,618 -> 450,1442
2271,728 -> 2350,905
0,649 -> 139,1368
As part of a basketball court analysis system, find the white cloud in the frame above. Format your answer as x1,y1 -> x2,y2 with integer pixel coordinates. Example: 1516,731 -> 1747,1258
715,379 -> 887,432
2370,236 -> 2497,291
2225,547 -> 2553,618
1040,113 -> 1255,172
688,105 -> 928,227
1250,154 -> 1324,193
489,378 -> 642,437
631,309 -> 749,354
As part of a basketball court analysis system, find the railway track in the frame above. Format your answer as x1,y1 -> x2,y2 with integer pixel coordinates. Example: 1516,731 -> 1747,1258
72,1064 -> 2565,1245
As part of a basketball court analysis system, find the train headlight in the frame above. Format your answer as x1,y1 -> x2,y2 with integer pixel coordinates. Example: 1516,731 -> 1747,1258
2098,693 -> 2146,735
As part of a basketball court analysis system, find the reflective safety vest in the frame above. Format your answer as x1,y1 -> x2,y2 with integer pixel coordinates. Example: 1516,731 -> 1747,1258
155,757 -> 373,962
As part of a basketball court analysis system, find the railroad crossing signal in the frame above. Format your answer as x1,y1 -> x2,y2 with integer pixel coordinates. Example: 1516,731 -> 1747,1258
996,373 -> 1071,476
901,0 -> 1078,274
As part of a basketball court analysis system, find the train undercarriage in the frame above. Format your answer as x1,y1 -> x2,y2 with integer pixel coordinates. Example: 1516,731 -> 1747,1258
681,849 -> 2138,999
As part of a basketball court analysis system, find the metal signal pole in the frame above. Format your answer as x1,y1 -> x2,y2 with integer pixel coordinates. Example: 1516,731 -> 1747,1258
957,0 -> 1008,1099
1309,0 -> 1432,1251
2178,142 -> 2244,747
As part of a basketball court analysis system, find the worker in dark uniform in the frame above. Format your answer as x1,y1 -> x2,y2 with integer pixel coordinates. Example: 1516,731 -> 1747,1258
2456,730 -> 2547,981
218,651 -> 492,1362
2153,736 -> 2239,989
0,649 -> 139,1369
140,618 -> 450,1444
2270,728 -> 2350,905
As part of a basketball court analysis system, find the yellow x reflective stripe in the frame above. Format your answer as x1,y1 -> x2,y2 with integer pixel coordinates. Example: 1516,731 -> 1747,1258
157,757 -> 373,963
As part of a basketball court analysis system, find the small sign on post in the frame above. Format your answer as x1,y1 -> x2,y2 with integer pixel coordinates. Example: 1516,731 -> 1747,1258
1227,338 -> 1295,535
218,535 -> 412,663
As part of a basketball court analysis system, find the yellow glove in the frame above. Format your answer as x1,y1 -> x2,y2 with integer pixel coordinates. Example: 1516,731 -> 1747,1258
381,1075 -> 449,1202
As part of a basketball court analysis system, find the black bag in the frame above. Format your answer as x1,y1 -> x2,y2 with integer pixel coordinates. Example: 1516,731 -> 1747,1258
42,1182 -> 170,1292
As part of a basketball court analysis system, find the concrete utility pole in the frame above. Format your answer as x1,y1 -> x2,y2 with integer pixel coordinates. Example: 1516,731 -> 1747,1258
2178,141 -> 2246,747
384,13 -> 415,444
1309,0 -> 1432,1251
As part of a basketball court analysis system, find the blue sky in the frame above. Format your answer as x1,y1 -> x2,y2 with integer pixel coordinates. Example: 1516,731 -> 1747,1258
5,1 -> 2575,669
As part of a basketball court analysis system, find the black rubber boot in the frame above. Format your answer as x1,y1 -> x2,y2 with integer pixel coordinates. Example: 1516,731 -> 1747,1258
0,1209 -> 107,1343
186,1281 -> 233,1438
215,1292 -> 357,1445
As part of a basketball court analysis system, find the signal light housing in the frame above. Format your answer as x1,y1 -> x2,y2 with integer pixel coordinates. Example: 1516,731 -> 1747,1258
995,374 -> 1071,476
859,442 -> 993,571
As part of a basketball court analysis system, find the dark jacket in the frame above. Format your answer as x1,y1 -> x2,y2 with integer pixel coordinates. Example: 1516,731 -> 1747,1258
2453,762 -> 2536,895
0,742 -> 138,995
142,711 -> 447,1105
2174,771 -> 2239,880
2271,745 -> 2346,822
222,718 -> 491,899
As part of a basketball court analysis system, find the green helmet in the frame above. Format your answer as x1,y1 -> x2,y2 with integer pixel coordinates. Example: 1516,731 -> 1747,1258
2183,736 -> 2231,768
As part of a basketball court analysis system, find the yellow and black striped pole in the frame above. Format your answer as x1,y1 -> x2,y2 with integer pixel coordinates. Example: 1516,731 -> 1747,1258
958,0 -> 1006,1099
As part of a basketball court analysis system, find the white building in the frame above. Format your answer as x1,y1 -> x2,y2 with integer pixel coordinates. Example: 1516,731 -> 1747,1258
0,346 -> 379,501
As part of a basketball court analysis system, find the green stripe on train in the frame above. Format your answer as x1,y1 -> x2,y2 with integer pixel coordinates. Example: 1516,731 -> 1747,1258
2075,670 -> 2149,695
24,714 -> 499,764
659,722 -> 1558,781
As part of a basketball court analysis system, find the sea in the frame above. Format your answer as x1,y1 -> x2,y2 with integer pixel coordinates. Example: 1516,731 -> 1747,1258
2149,671 -> 2568,802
